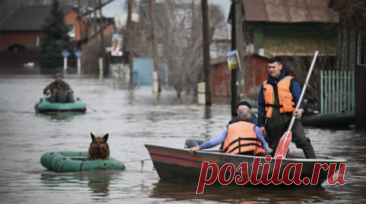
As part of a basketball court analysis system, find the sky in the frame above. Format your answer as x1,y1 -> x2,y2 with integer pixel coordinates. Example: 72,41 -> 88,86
100,0 -> 232,21
208,0 -> 231,21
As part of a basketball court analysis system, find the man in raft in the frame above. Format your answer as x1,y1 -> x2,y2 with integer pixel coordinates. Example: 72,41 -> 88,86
257,57 -> 316,158
43,73 -> 74,103
190,108 -> 268,156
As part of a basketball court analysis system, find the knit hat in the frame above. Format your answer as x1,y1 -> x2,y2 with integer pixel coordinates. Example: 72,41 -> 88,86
236,101 -> 252,110
54,73 -> 63,78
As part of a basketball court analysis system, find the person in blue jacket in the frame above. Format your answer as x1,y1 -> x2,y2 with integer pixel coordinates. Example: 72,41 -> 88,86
190,108 -> 268,155
224,100 -> 295,155
227,101 -> 258,126
257,57 -> 316,158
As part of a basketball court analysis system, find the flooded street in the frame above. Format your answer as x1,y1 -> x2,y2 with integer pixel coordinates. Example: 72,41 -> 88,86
0,76 -> 365,204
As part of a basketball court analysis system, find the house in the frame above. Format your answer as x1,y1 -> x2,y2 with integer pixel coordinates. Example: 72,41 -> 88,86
218,0 -> 340,104
0,4 -> 116,72
0,5 -> 83,51
230,0 -> 339,58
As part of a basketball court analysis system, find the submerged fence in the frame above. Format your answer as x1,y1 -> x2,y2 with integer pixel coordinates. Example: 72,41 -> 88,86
320,70 -> 355,113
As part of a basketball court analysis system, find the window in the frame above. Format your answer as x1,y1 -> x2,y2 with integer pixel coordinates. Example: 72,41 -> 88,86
68,24 -> 75,37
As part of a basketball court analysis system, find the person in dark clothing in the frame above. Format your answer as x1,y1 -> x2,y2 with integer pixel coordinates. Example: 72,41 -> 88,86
44,73 -> 74,103
228,101 -> 258,126
257,57 -> 316,159
302,99 -> 320,116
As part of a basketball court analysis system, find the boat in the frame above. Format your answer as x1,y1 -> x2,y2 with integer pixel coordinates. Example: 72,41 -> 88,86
40,151 -> 126,172
145,139 -> 347,186
35,97 -> 87,113
302,111 -> 355,127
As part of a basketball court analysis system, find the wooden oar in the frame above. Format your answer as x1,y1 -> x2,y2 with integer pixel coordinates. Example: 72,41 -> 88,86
274,50 -> 319,158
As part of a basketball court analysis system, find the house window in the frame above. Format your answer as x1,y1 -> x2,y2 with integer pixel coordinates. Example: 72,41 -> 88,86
68,24 -> 75,37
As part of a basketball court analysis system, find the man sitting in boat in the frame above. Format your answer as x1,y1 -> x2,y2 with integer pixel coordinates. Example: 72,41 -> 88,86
190,108 -> 268,156
224,100 -> 296,155
227,101 -> 258,125
43,73 -> 74,103
303,98 -> 320,116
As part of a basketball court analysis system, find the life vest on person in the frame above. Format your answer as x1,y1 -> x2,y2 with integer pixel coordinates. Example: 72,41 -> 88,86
222,122 -> 266,156
262,76 -> 296,118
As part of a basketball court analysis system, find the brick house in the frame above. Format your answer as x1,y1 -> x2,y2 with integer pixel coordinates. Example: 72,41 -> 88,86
0,5 -> 85,51
0,5 -> 114,71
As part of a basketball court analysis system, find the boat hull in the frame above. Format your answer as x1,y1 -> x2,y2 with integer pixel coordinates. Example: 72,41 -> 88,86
146,144 -> 347,186
35,98 -> 87,113
40,151 -> 126,172
302,111 -> 355,127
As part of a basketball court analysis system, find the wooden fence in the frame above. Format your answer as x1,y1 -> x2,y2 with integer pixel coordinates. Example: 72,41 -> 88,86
320,70 -> 355,113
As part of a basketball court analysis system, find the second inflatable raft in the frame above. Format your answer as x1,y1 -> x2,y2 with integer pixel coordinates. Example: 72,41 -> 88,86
40,151 -> 126,172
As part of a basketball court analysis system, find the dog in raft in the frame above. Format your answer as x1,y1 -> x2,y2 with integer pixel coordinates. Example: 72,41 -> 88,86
87,133 -> 110,161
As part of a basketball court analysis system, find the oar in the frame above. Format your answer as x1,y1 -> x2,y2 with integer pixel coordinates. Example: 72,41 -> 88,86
84,103 -> 96,112
274,51 -> 319,158
27,94 -> 49,113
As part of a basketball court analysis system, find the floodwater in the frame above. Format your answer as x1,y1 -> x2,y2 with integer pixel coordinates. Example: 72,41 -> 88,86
0,75 -> 365,204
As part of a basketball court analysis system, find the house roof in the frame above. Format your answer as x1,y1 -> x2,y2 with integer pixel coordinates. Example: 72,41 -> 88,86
0,5 -> 74,31
241,0 -> 339,23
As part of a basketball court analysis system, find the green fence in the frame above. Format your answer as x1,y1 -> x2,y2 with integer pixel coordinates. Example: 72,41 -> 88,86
320,70 -> 355,113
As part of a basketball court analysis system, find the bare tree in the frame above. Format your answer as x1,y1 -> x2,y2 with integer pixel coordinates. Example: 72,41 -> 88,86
127,0 -> 224,97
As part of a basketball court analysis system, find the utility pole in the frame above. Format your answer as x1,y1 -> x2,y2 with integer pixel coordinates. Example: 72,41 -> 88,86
92,0 -> 97,42
235,0 -> 245,100
77,0 -> 83,44
98,0 -> 106,74
230,0 -> 237,117
149,0 -> 161,93
201,0 -> 211,105
127,0 -> 133,87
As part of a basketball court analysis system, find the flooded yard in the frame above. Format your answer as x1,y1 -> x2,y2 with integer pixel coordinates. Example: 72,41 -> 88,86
0,76 -> 364,204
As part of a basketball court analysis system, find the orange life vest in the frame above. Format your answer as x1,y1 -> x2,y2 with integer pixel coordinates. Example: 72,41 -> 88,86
262,76 -> 296,119
223,122 -> 266,156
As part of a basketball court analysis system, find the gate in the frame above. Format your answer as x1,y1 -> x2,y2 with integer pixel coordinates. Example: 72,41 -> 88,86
320,70 -> 355,113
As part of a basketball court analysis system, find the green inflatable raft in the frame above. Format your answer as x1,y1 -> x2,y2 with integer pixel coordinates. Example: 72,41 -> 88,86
302,111 -> 355,127
40,152 -> 126,172
35,98 -> 87,113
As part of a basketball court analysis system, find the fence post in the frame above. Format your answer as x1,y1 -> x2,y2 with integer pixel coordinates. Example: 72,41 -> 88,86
340,71 -> 343,111
352,71 -> 355,110
331,70 -> 335,113
336,70 -> 339,112
321,70 -> 323,113
328,70 -> 331,113
347,71 -> 352,110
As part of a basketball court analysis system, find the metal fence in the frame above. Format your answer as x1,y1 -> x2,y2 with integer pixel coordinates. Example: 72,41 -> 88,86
320,70 -> 355,113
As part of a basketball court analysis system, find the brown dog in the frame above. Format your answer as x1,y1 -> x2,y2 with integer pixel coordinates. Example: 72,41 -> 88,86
87,133 -> 110,161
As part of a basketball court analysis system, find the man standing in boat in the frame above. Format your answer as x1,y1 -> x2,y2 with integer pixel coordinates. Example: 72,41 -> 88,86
190,108 -> 268,156
43,73 -> 74,103
257,57 -> 316,158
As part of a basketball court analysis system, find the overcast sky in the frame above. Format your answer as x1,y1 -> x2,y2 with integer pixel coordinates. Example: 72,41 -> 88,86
208,0 -> 231,21
101,0 -> 232,20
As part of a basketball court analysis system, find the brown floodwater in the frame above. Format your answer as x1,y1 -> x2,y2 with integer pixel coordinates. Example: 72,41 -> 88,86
0,75 -> 364,204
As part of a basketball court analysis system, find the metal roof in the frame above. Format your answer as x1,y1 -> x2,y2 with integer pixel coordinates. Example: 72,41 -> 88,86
0,5 -> 74,31
242,0 -> 339,23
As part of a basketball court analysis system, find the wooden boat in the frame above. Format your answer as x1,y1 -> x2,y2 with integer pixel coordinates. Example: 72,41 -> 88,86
146,141 -> 347,186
